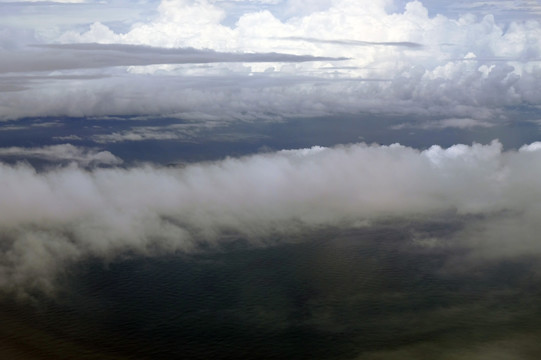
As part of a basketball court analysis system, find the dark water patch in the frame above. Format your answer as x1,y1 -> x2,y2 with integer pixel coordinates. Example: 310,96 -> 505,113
2,222 -> 541,359
1,112 -> 540,170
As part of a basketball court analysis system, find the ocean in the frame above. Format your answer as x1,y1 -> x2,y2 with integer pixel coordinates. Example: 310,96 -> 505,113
2,220 -> 541,359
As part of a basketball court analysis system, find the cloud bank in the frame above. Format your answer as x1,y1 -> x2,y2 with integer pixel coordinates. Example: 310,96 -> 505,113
0,0 -> 540,122
3,140 -> 541,295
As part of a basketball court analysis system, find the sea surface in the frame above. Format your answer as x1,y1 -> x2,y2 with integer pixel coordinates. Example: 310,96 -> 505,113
2,220 -> 541,359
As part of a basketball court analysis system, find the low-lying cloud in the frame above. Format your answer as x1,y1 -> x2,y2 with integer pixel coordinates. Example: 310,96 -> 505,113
2,140 -> 541,295
0,144 -> 122,166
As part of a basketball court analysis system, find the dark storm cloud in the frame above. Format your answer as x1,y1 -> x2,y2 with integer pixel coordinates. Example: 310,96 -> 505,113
0,43 -> 347,74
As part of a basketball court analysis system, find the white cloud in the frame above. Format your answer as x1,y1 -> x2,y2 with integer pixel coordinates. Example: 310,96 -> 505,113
0,144 -> 123,166
0,0 -> 538,122
3,140 -> 541,294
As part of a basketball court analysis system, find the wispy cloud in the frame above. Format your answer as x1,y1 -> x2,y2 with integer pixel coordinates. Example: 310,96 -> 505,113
0,44 -> 347,74
279,36 -> 423,49
391,118 -> 496,130
0,144 -> 122,166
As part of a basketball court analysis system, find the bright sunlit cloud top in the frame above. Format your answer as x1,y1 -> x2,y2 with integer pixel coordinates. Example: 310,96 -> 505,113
0,0 -> 539,121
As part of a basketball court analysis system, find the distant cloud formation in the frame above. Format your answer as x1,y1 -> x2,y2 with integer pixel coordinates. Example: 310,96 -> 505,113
90,123 -> 206,143
0,144 -> 122,166
0,0 -> 540,122
279,36 -> 423,48
391,118 -> 496,130
0,44 -> 346,74
3,141 -> 541,295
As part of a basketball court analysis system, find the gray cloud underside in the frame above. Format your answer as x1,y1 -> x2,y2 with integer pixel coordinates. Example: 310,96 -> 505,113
3,140 -> 541,294
0,74 -> 110,92
280,36 -> 423,48
2,74 -> 110,80
2,57 -> 535,121
0,43 -> 347,74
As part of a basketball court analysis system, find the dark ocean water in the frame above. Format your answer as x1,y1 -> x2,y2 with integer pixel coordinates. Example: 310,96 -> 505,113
1,112 -> 540,169
2,221 -> 541,359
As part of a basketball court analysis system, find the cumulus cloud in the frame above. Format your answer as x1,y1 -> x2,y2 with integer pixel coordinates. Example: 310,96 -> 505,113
0,0 -> 539,122
3,140 -> 541,295
2,59 -> 538,121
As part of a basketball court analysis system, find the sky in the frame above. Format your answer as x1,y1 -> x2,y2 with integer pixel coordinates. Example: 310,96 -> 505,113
2,1 -> 541,356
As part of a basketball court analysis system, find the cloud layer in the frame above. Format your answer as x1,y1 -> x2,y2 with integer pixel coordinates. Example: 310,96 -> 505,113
3,140 -> 541,295
0,44 -> 344,74
0,0 -> 540,122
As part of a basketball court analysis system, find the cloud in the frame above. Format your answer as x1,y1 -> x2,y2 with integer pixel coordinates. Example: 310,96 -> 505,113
0,0 -> 539,122
91,126 -> 195,143
279,36 -> 423,48
0,144 -> 122,166
0,0 -> 86,2
2,58 -> 538,121
443,0 -> 541,20
0,74 -> 111,94
90,122 -> 268,144
3,140 -> 541,295
0,44 -> 346,74
391,117 -> 496,130
52,134 -> 83,141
